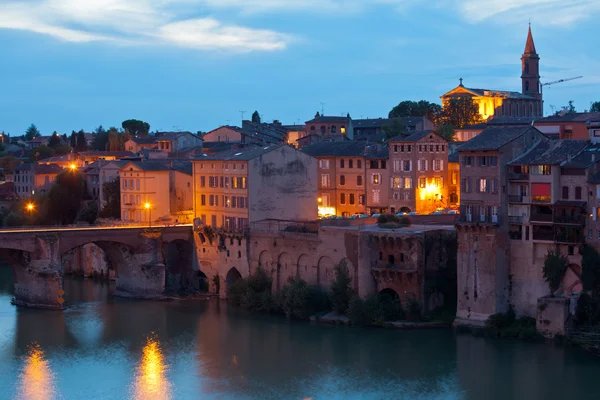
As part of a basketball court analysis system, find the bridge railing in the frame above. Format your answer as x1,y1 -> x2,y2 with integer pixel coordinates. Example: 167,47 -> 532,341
0,222 -> 192,232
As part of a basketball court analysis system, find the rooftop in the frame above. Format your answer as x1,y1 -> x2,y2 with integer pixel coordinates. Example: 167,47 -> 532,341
537,112 -> 600,123
78,151 -> 134,158
301,141 -> 372,157
306,115 -> 350,124
121,161 -> 171,172
458,126 -> 538,152
195,144 -> 286,161
509,139 -> 587,166
387,130 -> 443,143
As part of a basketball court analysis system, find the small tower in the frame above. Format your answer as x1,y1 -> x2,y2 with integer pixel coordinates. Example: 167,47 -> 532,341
521,24 -> 541,101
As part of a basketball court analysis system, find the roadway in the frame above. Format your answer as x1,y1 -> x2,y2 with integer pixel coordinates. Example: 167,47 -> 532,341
0,224 -> 193,234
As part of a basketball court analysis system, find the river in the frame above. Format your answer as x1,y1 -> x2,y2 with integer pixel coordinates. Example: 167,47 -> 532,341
0,270 -> 599,399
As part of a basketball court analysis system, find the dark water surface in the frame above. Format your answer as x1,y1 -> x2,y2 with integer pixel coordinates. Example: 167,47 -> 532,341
0,270 -> 599,400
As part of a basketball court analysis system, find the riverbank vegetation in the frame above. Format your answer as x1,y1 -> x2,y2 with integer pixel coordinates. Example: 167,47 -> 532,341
571,245 -> 600,354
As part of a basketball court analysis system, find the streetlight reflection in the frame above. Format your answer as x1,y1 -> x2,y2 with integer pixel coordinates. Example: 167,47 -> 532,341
131,336 -> 171,400
17,343 -> 57,400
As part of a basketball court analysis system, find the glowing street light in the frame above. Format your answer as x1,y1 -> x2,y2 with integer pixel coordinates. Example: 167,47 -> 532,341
69,163 -> 77,171
318,197 -> 322,203
144,202 -> 152,227
26,202 -> 34,216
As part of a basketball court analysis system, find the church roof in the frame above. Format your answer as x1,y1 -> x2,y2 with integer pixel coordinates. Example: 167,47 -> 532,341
524,26 -> 537,54
463,87 -> 536,100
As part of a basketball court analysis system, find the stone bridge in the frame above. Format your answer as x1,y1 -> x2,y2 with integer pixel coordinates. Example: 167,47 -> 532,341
0,225 -> 193,309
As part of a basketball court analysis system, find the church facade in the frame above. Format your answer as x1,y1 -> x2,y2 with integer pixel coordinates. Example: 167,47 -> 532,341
441,26 -> 543,120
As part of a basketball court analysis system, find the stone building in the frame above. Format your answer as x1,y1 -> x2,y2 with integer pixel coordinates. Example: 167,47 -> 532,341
534,112 -> 600,140
441,26 -> 543,121
192,144 -> 317,230
305,114 -> 354,140
388,131 -> 449,214
14,163 -> 63,199
366,147 -> 390,215
353,117 -> 435,142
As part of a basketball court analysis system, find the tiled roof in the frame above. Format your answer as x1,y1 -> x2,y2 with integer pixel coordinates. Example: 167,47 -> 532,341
524,26 -> 537,54
488,116 -> 536,126
305,115 -> 350,124
195,144 -> 286,161
170,161 -> 193,175
121,161 -> 170,171
33,164 -> 63,174
301,141 -> 370,157
448,152 -> 460,163
509,139 -> 588,166
78,151 -> 134,158
353,117 -> 430,129
130,137 -> 158,145
387,130 -> 442,143
458,126 -> 538,151
283,125 -> 305,131
365,146 -> 389,159
457,123 -> 488,130
536,112 -> 600,123
563,144 -> 600,169
463,87 -> 537,100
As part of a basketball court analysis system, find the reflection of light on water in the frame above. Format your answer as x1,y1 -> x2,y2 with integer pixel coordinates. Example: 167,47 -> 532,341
132,336 -> 171,400
18,343 -> 56,400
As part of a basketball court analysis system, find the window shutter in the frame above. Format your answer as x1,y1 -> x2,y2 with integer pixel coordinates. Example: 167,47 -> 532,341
441,177 -> 444,188
440,160 -> 444,171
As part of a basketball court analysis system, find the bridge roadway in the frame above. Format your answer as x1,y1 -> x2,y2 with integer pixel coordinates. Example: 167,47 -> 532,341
0,224 -> 194,310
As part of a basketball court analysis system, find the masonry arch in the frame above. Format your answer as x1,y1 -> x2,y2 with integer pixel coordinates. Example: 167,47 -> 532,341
318,256 -> 334,288
226,267 -> 242,292
297,254 -> 315,285
339,258 -> 357,292
258,250 -> 273,272
276,252 -> 294,291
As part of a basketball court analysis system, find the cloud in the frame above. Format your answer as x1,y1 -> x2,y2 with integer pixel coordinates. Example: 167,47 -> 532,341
457,0 -> 600,25
0,0 -> 292,51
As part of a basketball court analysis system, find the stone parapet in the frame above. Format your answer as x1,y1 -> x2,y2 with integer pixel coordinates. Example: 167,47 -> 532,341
536,295 -> 570,338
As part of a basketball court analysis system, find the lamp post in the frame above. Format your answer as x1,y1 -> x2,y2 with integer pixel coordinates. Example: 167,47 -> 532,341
69,163 -> 77,172
26,202 -> 34,216
144,202 -> 151,228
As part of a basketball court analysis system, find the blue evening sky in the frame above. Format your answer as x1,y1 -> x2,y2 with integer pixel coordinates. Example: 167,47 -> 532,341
0,0 -> 598,135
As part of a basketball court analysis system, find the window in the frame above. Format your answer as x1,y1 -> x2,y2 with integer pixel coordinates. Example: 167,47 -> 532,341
321,194 -> 330,207
231,197 -> 237,208
479,179 -> 487,193
136,195 -> 140,205
340,193 -> 346,204
358,194 -> 365,205
526,81 -> 529,91
562,186 -> 569,199
340,159 -> 345,168
200,176 -> 206,187
136,179 -> 140,190
403,160 -> 411,172
419,177 -> 426,188
357,175 -> 363,186
575,186 -> 582,200
372,173 -> 381,185
531,165 -> 551,175
419,159 -> 428,171
433,160 -> 443,171
462,156 -> 473,167
429,145 -> 434,152
340,175 -> 346,186
451,171 -> 458,185
478,156 -> 488,166
372,189 -> 380,203
393,145 -> 398,153
370,160 -> 378,169
349,193 -> 355,205
392,177 -> 402,189
357,159 -> 362,169
321,174 -> 330,188
403,178 -> 412,189
209,195 -> 215,206
224,196 -> 230,208
434,177 -> 442,188
381,160 -> 386,169
349,159 -> 353,168
319,159 -> 330,169
201,195 -> 206,206
331,126 -> 337,134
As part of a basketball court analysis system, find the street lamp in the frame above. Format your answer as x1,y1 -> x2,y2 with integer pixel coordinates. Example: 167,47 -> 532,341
69,163 -> 77,172
26,202 -> 34,215
144,202 -> 152,228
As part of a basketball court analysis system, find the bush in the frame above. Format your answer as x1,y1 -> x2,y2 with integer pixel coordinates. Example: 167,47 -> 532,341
75,202 -> 98,224
486,306 -> 516,330
330,261 -> 354,314
543,246 -> 568,294
227,268 -> 275,313
277,277 -> 314,320
575,292 -> 600,326
484,307 -> 538,340
377,214 -> 400,224
347,294 -> 404,326
407,299 -> 422,321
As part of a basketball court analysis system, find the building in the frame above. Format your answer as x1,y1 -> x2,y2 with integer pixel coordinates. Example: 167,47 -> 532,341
534,112 -> 600,140
14,163 -> 63,198
302,141 -> 372,217
305,114 -> 354,140
192,144 -> 317,230
353,117 -> 435,142
99,161 -> 128,212
387,131 -> 449,215
366,146 -> 390,214
455,125 -> 546,324
77,151 -> 134,166
202,126 -> 244,143
441,26 -> 542,121
447,151 -> 460,208
124,132 -> 203,154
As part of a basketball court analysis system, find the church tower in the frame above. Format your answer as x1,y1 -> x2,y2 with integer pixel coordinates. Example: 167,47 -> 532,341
521,25 -> 541,101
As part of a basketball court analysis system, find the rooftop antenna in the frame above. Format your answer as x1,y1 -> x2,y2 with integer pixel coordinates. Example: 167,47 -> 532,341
320,102 -> 325,116
239,110 -> 246,121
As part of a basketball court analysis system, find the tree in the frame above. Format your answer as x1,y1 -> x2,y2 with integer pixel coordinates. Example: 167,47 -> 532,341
0,156 -> 21,171
439,97 -> 482,128
564,100 -> 576,114
251,111 -> 261,123
100,178 -> 121,219
91,125 -> 109,151
31,145 -> 55,161
75,202 -> 98,224
69,131 -> 77,148
45,170 -> 86,225
76,130 -> 88,152
591,101 -> 600,113
25,124 -> 40,141
543,246 -> 568,294
122,119 -> 150,137
382,119 -> 406,141
437,124 -> 456,141
329,261 -> 354,314
388,100 -> 442,122
48,132 -> 62,148
52,143 -> 71,156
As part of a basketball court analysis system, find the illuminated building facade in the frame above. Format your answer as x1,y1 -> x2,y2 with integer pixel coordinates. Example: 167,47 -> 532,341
388,131 -> 449,215
441,26 -> 542,121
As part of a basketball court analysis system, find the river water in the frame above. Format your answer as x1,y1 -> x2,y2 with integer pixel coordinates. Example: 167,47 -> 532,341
0,270 -> 599,400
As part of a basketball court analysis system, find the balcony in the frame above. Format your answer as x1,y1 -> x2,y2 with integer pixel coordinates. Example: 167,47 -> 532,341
508,195 -> 523,203
531,195 -> 551,204
555,231 -> 584,244
530,213 -> 553,223
508,172 -> 529,181
532,230 -> 554,241
508,215 -> 524,224
458,213 -> 500,225
553,214 -> 586,225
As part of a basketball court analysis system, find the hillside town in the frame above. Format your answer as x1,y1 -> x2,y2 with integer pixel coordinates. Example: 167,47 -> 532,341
1,26 -> 600,342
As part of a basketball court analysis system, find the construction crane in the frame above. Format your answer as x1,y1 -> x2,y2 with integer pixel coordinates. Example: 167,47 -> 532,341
540,76 -> 583,95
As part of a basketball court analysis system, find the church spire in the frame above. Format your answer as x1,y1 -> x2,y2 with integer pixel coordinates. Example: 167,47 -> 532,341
524,24 -> 537,54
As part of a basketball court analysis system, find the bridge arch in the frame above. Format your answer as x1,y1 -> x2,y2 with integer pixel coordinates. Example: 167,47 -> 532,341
226,267 -> 242,292
276,252 -> 294,291
297,254 -> 314,285
339,258 -> 357,292
317,256 -> 334,288
258,250 -> 273,272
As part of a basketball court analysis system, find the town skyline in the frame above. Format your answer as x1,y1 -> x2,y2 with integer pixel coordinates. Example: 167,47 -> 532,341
0,1 -> 598,134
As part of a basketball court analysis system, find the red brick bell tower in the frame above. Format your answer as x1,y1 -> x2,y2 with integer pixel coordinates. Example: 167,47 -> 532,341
521,24 -> 541,102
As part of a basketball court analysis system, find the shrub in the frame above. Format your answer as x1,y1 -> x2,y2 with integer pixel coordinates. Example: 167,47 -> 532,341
75,202 -> 98,224
575,292 -> 600,326
227,278 -> 248,306
543,246 -> 568,294
347,296 -> 368,325
407,299 -> 422,321
277,277 -> 314,320
227,268 -> 275,313
377,214 -> 400,224
330,261 -> 354,314
347,294 -> 404,326
581,244 -> 600,295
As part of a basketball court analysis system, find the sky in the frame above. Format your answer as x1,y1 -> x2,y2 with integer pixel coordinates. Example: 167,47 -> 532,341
0,0 -> 598,136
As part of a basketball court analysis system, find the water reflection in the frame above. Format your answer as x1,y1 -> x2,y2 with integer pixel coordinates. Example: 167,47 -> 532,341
17,343 -> 57,400
131,335 -> 171,400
